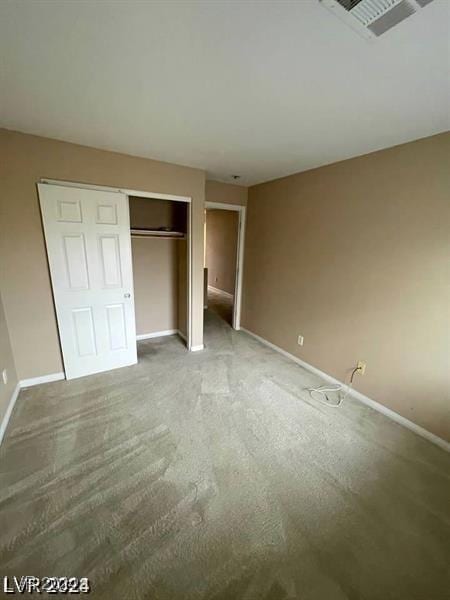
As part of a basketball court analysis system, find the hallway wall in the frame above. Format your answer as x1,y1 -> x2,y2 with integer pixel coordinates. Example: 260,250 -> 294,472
205,209 -> 239,296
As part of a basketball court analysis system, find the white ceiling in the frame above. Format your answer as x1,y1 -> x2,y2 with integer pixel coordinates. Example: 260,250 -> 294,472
1,0 -> 448,186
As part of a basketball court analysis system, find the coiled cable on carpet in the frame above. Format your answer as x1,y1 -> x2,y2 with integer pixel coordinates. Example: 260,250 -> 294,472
306,366 -> 360,408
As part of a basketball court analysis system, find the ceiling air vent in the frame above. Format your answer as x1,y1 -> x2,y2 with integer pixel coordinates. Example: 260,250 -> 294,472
320,0 -> 436,39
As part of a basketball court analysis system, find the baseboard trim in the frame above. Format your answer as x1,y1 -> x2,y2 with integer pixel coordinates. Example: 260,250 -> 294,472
136,329 -> 177,341
190,344 -> 204,352
208,285 -> 234,299
241,327 -> 449,453
0,383 -> 21,447
20,372 -> 65,388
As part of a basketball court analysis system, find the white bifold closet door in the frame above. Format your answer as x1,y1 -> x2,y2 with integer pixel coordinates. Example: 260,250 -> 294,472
38,183 -> 137,380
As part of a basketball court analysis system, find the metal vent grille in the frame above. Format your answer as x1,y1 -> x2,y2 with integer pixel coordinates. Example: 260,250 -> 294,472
337,0 -> 413,26
322,0 -> 436,38
337,0 -> 364,9
368,0 -> 416,35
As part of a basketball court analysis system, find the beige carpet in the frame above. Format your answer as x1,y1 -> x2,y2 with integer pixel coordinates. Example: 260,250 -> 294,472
0,309 -> 449,599
207,286 -> 234,325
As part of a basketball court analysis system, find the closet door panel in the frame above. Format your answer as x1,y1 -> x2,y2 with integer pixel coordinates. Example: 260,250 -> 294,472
38,183 -> 137,380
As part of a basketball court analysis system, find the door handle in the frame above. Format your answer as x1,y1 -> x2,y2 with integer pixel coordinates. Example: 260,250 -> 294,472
124,293 -> 131,298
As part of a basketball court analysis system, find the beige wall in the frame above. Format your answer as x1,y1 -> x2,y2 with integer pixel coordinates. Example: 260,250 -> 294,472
0,129 -> 205,379
243,133 -> 450,441
0,289 -> 18,424
132,238 -> 178,335
205,209 -> 239,295
205,180 -> 247,206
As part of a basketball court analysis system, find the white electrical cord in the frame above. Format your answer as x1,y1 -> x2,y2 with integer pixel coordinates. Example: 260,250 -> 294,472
306,367 -> 360,408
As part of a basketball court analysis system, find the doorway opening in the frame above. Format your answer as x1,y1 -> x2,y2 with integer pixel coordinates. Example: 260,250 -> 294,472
204,201 -> 246,330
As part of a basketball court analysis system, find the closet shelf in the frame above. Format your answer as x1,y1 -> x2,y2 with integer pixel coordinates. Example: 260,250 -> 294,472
130,228 -> 186,239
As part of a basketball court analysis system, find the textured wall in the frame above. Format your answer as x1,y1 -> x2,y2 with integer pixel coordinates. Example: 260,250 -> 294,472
243,133 -> 450,440
0,129 -> 205,379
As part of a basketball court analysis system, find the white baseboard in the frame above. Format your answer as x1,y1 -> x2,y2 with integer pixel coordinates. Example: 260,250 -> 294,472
0,383 -> 21,447
190,344 -> 204,352
208,285 -> 234,299
138,329 -> 190,349
20,372 -> 65,388
136,329 -> 177,341
241,327 -> 449,453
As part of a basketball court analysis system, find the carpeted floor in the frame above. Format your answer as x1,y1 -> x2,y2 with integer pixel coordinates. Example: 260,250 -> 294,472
207,286 -> 234,325
0,308 -> 449,599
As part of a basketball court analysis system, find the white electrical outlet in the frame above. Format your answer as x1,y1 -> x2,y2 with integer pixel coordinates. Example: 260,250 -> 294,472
2,369 -> 7,385
357,360 -> 366,375
297,335 -> 304,346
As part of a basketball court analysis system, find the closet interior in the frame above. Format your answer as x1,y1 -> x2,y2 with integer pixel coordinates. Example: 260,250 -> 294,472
129,196 -> 188,344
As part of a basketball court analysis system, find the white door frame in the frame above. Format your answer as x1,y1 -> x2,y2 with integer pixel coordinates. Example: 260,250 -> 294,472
205,201 -> 246,330
41,178 -> 193,351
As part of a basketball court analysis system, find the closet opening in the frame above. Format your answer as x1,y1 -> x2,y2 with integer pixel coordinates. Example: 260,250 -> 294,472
129,195 -> 190,348
38,178 -> 194,380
